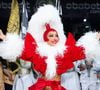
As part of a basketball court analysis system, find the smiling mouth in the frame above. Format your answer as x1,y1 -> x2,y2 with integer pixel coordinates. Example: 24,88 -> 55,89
51,40 -> 58,44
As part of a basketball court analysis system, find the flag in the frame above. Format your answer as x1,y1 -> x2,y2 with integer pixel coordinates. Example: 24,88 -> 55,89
20,0 -> 28,39
7,0 -> 20,34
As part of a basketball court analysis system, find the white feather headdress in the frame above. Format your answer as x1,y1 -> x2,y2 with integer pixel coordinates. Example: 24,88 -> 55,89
28,4 -> 66,45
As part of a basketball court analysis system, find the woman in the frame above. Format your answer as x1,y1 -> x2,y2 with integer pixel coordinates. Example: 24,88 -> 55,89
0,5 -> 85,90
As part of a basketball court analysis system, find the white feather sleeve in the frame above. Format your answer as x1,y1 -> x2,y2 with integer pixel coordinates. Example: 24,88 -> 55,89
0,33 -> 24,61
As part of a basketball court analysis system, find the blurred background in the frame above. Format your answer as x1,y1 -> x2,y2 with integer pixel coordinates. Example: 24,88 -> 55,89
0,0 -> 100,39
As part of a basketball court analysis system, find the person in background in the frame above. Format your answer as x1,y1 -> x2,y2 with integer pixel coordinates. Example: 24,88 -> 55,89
76,31 -> 100,90
76,59 -> 97,90
12,59 -> 36,90
94,32 -> 100,90
61,62 -> 81,90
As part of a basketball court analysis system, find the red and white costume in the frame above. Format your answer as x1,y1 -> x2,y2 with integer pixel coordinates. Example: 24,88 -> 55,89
20,32 -> 85,90
0,5 -> 85,90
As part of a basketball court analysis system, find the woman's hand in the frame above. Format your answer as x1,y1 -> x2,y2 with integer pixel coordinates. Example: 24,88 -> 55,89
0,29 -> 6,40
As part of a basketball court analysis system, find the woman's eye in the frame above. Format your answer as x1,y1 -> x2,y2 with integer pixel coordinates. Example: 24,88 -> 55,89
49,35 -> 53,37
56,34 -> 58,37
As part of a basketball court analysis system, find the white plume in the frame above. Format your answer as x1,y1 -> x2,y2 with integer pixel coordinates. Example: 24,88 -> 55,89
28,4 -> 66,46
0,33 -> 24,61
77,31 -> 100,64
45,56 -> 57,79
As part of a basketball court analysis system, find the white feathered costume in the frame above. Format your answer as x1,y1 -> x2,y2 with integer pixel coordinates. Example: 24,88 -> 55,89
77,31 -> 100,71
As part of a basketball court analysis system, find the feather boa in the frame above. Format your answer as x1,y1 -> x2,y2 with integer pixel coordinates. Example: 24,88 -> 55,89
36,42 -> 66,79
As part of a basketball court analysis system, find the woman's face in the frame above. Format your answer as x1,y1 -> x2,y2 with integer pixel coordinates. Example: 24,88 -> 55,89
46,31 -> 59,46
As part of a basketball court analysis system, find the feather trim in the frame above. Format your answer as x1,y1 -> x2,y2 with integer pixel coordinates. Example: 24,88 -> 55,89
28,4 -> 66,46
77,31 -> 100,64
36,42 -> 66,79
0,33 -> 24,61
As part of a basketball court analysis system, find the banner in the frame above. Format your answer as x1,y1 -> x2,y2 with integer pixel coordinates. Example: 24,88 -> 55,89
61,0 -> 100,17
